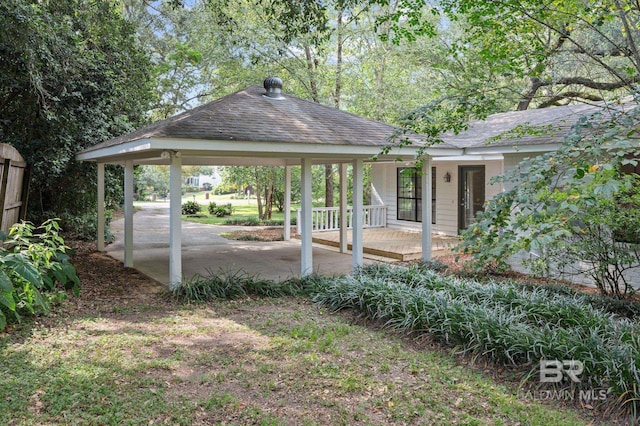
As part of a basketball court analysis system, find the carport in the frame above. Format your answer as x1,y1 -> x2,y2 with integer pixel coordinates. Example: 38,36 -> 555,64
76,78 -> 462,289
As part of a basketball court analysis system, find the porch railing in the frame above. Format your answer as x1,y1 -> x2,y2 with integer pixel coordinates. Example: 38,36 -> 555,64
296,205 -> 387,233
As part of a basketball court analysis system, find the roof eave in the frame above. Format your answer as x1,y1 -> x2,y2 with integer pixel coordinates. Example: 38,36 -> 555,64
76,137 -> 464,164
464,142 -> 560,155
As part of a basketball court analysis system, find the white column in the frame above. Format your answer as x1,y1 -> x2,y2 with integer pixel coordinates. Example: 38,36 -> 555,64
421,158 -> 433,261
97,163 -> 105,252
339,163 -> 348,253
169,152 -> 183,289
300,158 -> 313,276
284,165 -> 291,241
124,160 -> 134,268
352,158 -> 364,270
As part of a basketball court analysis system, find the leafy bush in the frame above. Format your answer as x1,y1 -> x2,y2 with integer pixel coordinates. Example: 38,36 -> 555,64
55,210 -> 115,242
172,269 -> 304,301
181,201 -> 201,215
0,219 -> 80,329
312,263 -> 640,412
208,202 -> 232,217
458,105 -> 640,298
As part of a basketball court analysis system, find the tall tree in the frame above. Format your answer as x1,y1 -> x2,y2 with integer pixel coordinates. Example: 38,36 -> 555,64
0,0 -> 154,220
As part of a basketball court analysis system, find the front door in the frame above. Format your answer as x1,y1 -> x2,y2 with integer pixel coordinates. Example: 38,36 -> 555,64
458,166 -> 485,232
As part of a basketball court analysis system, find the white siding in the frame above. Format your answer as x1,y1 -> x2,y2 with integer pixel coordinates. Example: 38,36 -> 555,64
370,159 -> 504,236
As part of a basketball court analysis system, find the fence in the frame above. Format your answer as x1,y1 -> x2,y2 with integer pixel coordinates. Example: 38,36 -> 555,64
0,144 -> 30,233
296,205 -> 387,233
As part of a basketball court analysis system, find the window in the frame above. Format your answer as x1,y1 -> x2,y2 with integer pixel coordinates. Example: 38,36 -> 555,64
397,167 -> 436,224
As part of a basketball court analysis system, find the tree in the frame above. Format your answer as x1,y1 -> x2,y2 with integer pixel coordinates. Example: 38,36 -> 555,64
0,0 -> 154,222
438,0 -> 640,110
458,101 -> 640,298
220,166 -> 282,220
135,165 -> 170,199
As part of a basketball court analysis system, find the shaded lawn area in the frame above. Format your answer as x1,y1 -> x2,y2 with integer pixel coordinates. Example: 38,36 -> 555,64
0,248 -> 596,425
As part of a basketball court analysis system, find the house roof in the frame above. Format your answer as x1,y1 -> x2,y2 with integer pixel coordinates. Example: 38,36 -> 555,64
77,84 -> 461,165
443,99 -> 636,153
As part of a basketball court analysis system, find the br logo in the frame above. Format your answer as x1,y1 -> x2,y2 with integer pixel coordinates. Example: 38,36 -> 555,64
539,360 -> 583,383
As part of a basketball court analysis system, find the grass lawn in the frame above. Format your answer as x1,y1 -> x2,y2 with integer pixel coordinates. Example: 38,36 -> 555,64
180,192 -> 297,225
0,248 -> 598,425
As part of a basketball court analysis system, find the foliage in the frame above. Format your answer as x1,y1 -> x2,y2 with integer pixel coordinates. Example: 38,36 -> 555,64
0,219 -> 80,329
172,268 -> 305,302
312,263 -> 640,413
458,100 -> 640,298
207,202 -> 233,217
135,165 -> 169,199
181,201 -> 201,215
224,217 -> 261,226
0,0 -> 154,222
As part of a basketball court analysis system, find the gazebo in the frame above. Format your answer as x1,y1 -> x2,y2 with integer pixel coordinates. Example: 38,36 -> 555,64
76,78 -> 462,288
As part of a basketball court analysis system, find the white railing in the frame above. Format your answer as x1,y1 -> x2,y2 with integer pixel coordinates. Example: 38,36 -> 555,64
296,205 -> 387,233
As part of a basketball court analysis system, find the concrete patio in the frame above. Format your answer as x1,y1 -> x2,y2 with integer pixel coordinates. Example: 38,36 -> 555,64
105,203 -> 456,286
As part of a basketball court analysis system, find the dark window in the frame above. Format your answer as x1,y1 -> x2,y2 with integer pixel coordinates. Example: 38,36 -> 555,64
397,167 -> 436,224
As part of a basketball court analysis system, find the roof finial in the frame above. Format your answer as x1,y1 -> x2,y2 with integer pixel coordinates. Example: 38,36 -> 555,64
263,77 -> 283,99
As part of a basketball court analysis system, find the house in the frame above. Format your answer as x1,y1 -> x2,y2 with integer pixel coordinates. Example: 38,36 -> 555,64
184,168 -> 222,190
76,76 -> 637,288
370,100 -> 629,236
368,99 -> 640,288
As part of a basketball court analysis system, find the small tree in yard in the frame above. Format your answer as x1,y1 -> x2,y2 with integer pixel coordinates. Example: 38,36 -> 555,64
459,99 -> 640,298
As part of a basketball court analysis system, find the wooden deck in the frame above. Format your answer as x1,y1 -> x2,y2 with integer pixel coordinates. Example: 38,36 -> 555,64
310,228 -> 459,261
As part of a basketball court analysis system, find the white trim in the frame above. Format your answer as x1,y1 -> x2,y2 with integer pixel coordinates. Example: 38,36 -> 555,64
339,163 -> 348,253
352,158 -> 364,270
97,163 -> 105,252
301,158 -> 313,276
76,140 -> 152,161
464,143 -> 560,155
77,137 -> 464,163
434,154 -> 503,162
124,160 -> 134,268
284,165 -> 291,241
169,153 -> 182,289
421,159 -> 432,261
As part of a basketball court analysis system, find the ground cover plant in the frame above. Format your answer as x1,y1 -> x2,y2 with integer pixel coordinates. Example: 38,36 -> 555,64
311,262 -> 640,418
0,219 -> 80,330
0,245 -> 595,425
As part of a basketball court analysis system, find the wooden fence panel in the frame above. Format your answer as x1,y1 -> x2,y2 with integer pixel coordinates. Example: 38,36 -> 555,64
0,144 -> 29,234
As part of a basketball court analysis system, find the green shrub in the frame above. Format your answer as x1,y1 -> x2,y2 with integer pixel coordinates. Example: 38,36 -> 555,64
55,210 -> 115,242
208,202 -> 232,217
312,263 -> 640,412
0,219 -> 80,329
181,201 -> 201,215
224,216 -> 261,226
172,268 -> 303,301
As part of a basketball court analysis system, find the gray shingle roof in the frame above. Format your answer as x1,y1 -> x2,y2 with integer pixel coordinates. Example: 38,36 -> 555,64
81,85 -> 455,154
442,100 -> 635,149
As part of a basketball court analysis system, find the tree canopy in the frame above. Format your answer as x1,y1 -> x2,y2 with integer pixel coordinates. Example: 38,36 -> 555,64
0,0 -> 154,221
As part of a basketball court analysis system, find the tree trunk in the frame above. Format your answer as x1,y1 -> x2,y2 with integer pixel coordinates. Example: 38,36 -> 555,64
325,164 -> 334,207
254,167 -> 264,219
517,77 -> 543,110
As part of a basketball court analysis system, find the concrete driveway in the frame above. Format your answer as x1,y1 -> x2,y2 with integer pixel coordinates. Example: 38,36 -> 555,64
105,203 -> 375,286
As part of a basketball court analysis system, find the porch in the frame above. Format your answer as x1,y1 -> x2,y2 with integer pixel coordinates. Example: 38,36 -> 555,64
297,205 -> 458,261
310,228 -> 458,261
